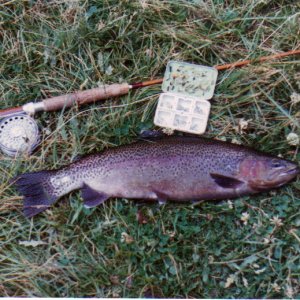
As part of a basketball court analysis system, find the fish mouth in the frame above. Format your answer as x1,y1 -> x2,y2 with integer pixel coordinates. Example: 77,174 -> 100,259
279,166 -> 300,177
250,166 -> 299,191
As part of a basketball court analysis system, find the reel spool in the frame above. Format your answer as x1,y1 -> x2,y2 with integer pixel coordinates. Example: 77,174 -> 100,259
0,114 -> 40,157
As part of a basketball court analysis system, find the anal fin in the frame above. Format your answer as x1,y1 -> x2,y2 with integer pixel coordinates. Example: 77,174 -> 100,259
81,184 -> 109,208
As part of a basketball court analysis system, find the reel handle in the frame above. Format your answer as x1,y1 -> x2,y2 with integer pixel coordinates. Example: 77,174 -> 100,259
42,83 -> 130,112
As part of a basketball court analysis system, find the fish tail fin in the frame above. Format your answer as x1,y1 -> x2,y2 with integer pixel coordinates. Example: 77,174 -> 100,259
13,170 -> 58,218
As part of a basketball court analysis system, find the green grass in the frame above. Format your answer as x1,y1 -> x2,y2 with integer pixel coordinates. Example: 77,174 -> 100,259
1,0 -> 300,297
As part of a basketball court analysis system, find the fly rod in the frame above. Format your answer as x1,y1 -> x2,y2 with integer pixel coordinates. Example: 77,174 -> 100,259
1,49 -> 299,118
0,49 -> 299,157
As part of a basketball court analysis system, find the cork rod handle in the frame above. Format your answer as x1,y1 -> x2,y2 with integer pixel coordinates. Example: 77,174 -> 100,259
42,83 -> 130,112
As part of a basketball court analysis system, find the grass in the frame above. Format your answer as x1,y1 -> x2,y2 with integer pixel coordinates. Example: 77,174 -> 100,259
0,0 -> 300,297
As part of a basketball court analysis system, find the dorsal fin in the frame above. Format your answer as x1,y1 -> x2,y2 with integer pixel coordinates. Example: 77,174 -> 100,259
138,130 -> 166,140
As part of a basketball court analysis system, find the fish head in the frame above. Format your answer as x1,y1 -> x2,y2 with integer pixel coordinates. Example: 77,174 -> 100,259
240,155 -> 299,191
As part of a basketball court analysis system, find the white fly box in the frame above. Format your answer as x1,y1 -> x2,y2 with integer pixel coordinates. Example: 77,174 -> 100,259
154,61 -> 218,134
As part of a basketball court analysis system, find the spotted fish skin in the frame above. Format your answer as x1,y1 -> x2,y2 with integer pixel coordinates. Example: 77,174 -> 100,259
14,136 -> 299,217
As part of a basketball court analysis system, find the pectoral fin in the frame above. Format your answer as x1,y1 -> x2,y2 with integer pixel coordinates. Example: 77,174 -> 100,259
81,184 -> 109,208
210,173 -> 244,189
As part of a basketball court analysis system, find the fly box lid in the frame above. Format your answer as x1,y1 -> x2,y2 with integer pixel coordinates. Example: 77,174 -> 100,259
154,61 -> 218,134
161,60 -> 218,99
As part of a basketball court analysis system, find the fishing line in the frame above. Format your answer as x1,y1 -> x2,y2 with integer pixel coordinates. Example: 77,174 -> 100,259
43,93 -> 159,147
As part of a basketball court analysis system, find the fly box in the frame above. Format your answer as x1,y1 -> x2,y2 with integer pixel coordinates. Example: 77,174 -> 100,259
154,61 -> 218,134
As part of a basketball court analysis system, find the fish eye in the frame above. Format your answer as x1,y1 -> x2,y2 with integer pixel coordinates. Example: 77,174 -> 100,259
271,160 -> 284,168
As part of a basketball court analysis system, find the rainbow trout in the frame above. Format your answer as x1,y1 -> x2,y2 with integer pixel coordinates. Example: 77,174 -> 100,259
14,136 -> 299,217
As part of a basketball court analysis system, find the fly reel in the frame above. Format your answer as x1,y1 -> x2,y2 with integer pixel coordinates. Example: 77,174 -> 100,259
0,114 -> 40,157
